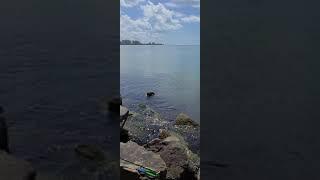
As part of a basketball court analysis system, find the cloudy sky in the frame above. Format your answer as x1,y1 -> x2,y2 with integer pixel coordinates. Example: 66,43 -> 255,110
120,0 -> 200,45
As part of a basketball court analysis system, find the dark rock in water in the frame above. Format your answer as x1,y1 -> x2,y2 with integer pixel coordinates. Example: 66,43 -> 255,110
146,92 -> 155,97
0,151 -> 36,180
0,112 -> 9,153
175,113 -> 198,127
120,141 -> 167,180
145,133 -> 200,180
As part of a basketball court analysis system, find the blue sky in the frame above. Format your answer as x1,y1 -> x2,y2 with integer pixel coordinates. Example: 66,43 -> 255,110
120,0 -> 200,45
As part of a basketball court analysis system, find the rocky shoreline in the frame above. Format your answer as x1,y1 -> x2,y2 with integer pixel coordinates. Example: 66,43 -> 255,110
119,95 -> 200,180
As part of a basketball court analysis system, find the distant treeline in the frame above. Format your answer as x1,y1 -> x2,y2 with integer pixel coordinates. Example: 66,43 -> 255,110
120,40 -> 163,45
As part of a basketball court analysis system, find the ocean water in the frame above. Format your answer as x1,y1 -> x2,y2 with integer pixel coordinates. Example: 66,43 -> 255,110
120,45 -> 200,122
0,0 -> 119,177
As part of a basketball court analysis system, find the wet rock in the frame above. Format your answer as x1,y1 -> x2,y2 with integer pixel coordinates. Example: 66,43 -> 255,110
175,113 -> 198,127
120,141 -> 166,180
123,106 -> 169,145
173,125 -> 200,155
0,151 -> 36,180
0,107 -> 9,153
159,129 -> 171,140
146,92 -> 155,97
120,106 -> 129,121
145,133 -> 199,180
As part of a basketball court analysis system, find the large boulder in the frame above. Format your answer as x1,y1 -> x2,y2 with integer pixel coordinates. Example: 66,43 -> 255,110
120,141 -> 167,180
145,133 -> 200,180
0,151 -> 36,180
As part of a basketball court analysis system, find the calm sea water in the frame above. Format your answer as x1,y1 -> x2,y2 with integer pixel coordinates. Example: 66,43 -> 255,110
0,1 -> 119,176
121,45 -> 200,122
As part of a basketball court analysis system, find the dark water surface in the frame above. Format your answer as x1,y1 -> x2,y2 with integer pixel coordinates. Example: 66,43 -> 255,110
0,0 -> 119,177
121,45 -> 200,122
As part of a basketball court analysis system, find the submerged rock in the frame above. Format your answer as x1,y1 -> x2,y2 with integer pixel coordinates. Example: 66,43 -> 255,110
175,113 -> 198,127
0,151 -> 36,180
145,133 -> 200,180
120,141 -> 167,180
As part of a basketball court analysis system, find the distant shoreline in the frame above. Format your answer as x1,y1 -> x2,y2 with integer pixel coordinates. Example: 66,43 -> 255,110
120,40 -> 163,45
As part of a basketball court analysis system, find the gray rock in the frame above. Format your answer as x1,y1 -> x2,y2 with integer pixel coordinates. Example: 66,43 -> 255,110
0,151 -> 36,180
175,113 -> 198,127
145,133 -> 199,180
120,141 -> 167,180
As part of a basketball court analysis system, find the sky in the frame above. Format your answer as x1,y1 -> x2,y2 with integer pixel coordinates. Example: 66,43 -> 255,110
120,0 -> 200,45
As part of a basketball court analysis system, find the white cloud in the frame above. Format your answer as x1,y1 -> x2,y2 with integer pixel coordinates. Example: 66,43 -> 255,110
120,0 -> 145,7
142,2 -> 182,32
120,1 -> 200,43
120,14 -> 157,42
181,15 -> 200,23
